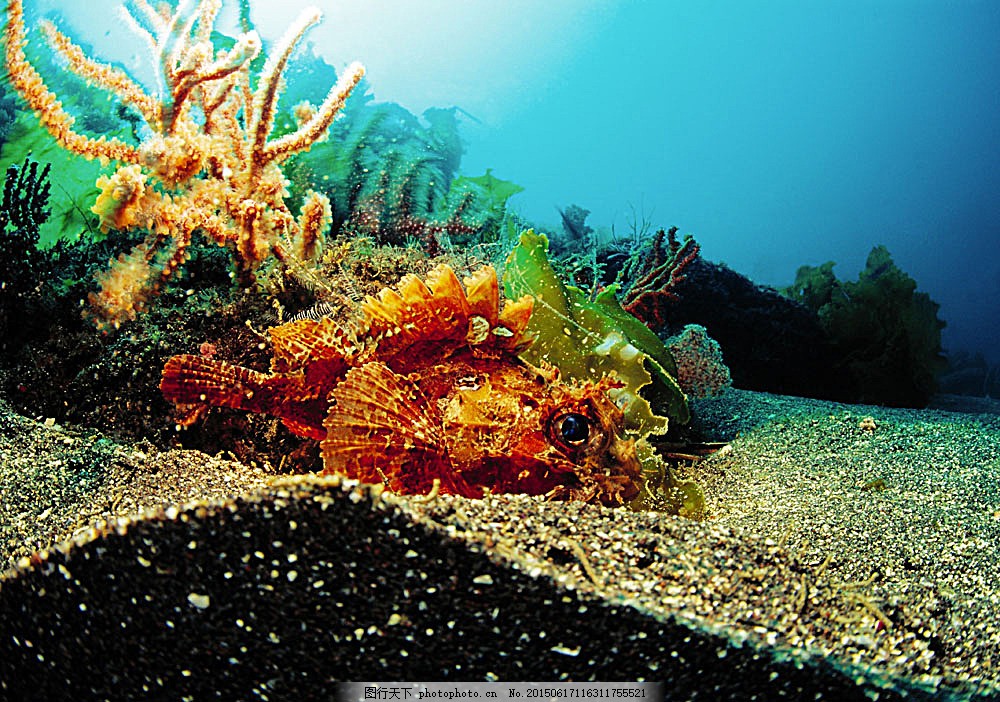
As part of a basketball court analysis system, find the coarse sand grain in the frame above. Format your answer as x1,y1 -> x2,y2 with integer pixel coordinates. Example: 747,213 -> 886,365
0,390 -> 998,699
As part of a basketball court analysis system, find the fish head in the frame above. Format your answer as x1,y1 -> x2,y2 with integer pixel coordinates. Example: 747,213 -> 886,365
443,366 -> 641,506
529,375 -> 641,505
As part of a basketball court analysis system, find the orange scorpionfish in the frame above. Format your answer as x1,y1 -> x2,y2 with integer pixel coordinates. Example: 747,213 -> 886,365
161,264 -> 641,505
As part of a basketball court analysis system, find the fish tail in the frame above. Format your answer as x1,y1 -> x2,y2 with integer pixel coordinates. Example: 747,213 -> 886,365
161,354 -> 268,410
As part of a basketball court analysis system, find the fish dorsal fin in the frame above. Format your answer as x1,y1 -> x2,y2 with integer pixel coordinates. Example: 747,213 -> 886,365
268,316 -> 355,373
362,264 -> 466,354
360,264 -> 534,358
463,266 -> 500,326
496,295 -> 534,351
321,362 -> 463,495
424,263 -> 472,328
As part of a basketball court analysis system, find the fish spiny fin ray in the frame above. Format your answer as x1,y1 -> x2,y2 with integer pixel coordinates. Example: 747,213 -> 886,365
269,317 -> 352,373
161,355 -> 268,409
321,362 -> 457,494
463,266 -> 500,326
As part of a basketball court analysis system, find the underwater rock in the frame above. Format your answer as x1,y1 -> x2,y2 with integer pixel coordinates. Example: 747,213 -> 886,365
653,258 -> 846,401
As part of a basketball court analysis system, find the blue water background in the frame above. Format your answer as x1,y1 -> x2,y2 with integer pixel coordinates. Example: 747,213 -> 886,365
26,0 -> 1000,364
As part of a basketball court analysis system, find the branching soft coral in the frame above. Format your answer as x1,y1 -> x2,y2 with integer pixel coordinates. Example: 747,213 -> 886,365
3,0 -> 364,329
619,226 -> 700,330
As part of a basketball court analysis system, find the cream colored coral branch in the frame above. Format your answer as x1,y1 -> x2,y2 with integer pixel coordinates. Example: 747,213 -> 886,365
264,61 -> 366,165
39,21 -> 161,129
248,7 -> 324,163
3,0 -> 364,329
3,0 -> 141,165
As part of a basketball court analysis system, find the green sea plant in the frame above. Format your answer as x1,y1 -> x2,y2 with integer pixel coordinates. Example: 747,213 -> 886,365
447,168 -> 525,246
546,204 -> 606,292
289,89 -> 521,252
502,229 -> 689,436
782,245 -> 946,407
501,229 -> 702,516
632,441 -> 706,519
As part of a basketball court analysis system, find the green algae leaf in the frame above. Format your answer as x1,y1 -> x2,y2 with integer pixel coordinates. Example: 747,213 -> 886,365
450,169 -> 524,235
628,440 -> 706,517
587,285 -> 689,428
587,284 -> 690,423
590,286 -> 678,377
452,168 -> 524,209
502,229 -> 689,437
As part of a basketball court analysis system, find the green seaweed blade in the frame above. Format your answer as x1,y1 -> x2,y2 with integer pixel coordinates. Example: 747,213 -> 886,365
502,229 -> 689,437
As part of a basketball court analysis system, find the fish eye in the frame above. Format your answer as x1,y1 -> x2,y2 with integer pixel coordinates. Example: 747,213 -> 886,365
557,412 -> 590,445
546,402 -> 610,456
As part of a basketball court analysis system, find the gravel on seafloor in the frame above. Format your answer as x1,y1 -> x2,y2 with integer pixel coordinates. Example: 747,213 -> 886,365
0,398 -> 269,568
0,391 -> 998,700
691,389 -> 1000,697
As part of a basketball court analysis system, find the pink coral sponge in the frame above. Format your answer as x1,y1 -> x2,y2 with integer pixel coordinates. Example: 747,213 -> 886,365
666,324 -> 732,399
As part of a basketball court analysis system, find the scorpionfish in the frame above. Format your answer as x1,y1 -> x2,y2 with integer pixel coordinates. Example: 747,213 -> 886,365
161,264 -> 641,505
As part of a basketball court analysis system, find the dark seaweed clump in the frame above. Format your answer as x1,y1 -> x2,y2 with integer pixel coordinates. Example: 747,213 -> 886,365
0,159 -> 51,347
781,246 -> 946,407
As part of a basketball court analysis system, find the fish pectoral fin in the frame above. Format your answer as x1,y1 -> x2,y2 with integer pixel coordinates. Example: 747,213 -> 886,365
321,362 -> 464,495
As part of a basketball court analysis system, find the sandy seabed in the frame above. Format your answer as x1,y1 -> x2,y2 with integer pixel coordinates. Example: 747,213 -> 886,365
0,388 -> 998,700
